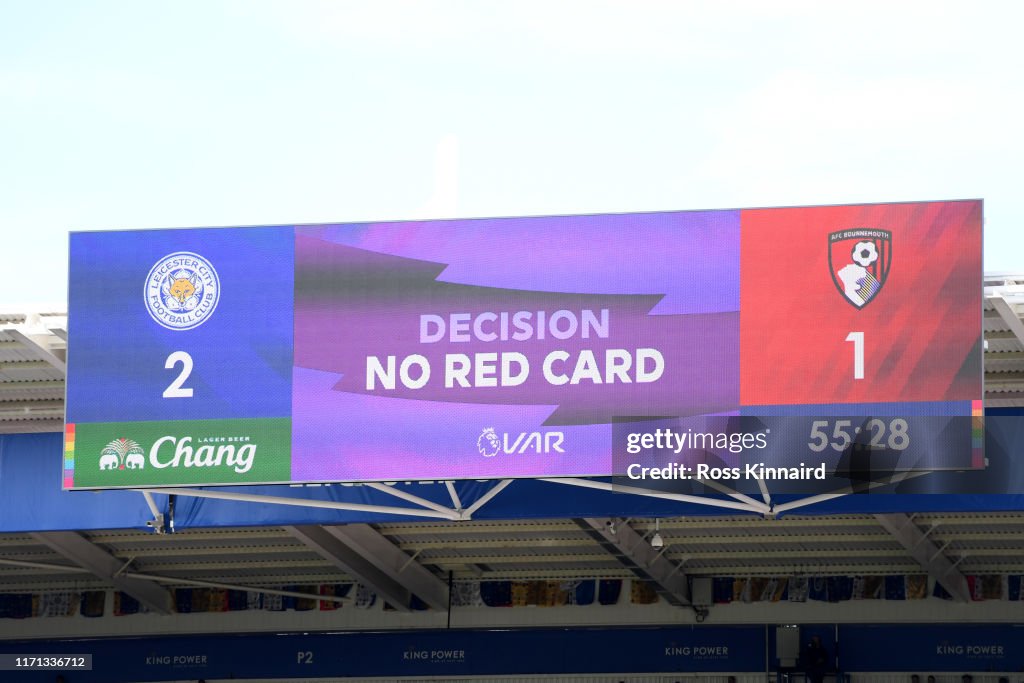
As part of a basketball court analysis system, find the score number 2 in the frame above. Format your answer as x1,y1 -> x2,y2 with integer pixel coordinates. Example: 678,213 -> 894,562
163,351 -> 194,398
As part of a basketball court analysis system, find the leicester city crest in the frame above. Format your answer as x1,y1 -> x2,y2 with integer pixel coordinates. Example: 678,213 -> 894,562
828,229 -> 892,309
144,252 -> 221,330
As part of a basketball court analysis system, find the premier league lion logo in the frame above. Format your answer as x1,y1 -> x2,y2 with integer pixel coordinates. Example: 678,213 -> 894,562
828,229 -> 892,309
477,428 -> 501,457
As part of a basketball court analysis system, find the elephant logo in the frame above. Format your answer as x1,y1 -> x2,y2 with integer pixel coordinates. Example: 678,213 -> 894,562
99,438 -> 145,471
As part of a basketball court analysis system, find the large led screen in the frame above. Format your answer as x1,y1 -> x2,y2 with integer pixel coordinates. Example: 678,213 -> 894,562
64,200 -> 983,490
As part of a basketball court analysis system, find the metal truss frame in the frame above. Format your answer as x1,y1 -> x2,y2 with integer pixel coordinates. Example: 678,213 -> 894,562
133,469 -> 945,526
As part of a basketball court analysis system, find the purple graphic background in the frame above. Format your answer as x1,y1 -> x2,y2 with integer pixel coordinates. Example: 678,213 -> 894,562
299,211 -> 738,314
292,211 -> 740,481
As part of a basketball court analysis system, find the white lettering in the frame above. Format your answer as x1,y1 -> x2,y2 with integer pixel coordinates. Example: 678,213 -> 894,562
150,436 -> 178,468
148,436 -> 255,473
366,356 -> 395,390
233,444 -> 256,473
502,352 -> 529,387
215,444 -> 234,465
569,349 -> 602,384
548,310 -> 578,340
445,354 -> 471,388
419,314 -> 446,343
472,312 -> 498,342
474,352 -> 498,388
193,444 -> 216,467
545,432 -> 565,453
605,349 -> 632,383
423,309 -> 609,343
636,348 -> 664,383
542,350 -> 570,385
450,313 -> 471,342
399,355 -> 430,389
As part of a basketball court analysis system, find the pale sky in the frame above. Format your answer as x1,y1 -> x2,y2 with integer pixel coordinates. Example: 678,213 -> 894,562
1,0 -> 1021,307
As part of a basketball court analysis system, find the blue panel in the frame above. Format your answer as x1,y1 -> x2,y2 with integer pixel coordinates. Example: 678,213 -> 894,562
470,478 -> 760,519
173,482 -> 472,527
840,624 -> 1024,671
66,227 -> 294,423
0,434 -> 153,532
0,626 -> 765,681
5,624 -> 1024,679
171,479 -> 763,528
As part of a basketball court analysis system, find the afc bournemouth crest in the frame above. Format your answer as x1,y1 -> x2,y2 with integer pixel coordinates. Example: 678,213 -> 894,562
828,228 -> 892,309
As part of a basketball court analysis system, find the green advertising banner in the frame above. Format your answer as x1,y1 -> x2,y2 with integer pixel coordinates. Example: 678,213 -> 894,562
66,418 -> 291,489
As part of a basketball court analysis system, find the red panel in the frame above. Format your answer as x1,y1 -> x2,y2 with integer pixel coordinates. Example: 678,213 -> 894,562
740,200 -> 982,406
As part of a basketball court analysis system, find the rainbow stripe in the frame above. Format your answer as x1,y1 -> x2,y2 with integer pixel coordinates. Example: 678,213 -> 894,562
63,423 -> 75,489
971,401 -> 985,468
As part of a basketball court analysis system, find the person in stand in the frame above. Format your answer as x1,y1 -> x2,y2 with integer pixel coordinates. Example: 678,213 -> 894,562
804,634 -> 829,683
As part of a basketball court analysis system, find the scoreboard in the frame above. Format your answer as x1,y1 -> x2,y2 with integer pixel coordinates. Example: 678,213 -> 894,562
63,200 -> 982,490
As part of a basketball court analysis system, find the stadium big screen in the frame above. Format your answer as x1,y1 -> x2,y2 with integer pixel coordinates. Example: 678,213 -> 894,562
63,200 -> 982,490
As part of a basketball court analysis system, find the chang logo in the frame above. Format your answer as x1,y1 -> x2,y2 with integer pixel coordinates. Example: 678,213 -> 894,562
149,436 -> 256,474
98,434 -> 258,475
144,252 -> 220,330
99,438 -> 145,471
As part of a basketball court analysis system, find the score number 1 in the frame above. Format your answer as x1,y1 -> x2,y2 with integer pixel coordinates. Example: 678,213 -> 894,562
163,351 -> 194,398
846,331 -> 864,380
